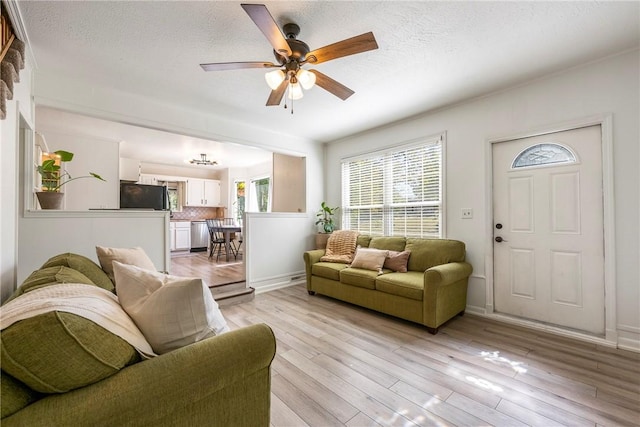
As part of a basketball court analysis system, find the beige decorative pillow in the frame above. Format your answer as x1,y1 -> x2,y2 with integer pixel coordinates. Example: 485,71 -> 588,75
384,250 -> 411,273
96,246 -> 156,284
349,247 -> 389,274
320,230 -> 360,263
113,262 -> 230,354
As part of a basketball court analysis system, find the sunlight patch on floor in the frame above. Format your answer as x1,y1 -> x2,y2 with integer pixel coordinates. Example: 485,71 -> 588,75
480,350 -> 528,374
375,397 -> 448,427
465,375 -> 504,392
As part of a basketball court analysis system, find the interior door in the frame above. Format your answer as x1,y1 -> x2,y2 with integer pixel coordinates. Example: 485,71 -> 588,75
493,125 -> 604,335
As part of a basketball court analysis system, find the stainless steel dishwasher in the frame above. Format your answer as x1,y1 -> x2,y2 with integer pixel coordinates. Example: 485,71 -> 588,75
190,220 -> 209,252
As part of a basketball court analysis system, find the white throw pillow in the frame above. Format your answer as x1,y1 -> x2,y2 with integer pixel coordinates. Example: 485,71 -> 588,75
112,261 -> 230,354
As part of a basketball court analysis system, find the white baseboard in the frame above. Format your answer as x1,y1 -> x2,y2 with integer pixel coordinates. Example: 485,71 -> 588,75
252,279 -> 305,294
464,304 -> 486,315
468,311 -> 618,348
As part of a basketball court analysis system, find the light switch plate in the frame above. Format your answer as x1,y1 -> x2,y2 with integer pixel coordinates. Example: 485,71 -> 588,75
461,208 -> 473,219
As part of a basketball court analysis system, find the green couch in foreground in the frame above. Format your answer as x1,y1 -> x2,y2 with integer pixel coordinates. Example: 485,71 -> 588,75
304,236 -> 472,334
1,253 -> 276,426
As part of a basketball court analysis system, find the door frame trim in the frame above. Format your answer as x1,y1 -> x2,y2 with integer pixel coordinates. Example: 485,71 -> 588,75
484,114 -> 616,344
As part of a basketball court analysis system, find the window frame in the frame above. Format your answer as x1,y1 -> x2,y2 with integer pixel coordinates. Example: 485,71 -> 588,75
249,175 -> 272,213
340,133 -> 446,238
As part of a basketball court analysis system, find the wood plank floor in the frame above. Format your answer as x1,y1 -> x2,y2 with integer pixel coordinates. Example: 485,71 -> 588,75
170,250 -> 244,286
221,285 -> 640,427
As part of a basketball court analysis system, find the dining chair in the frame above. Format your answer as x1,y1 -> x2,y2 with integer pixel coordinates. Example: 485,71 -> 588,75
222,218 -> 241,258
233,220 -> 243,260
205,219 -> 227,261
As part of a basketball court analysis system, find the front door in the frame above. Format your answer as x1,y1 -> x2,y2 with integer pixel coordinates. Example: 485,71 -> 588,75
492,125 -> 604,335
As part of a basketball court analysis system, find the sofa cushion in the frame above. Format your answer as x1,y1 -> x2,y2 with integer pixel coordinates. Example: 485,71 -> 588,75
1,311 -> 140,394
369,236 -> 406,252
312,262 -> 349,281
375,272 -> 424,300
1,371 -> 41,419
7,266 -> 96,302
356,235 -> 372,248
350,247 -> 389,273
339,268 -> 380,290
383,250 -> 411,273
320,230 -> 359,263
113,262 -> 230,354
42,253 -> 114,292
312,261 -> 349,281
96,246 -> 156,284
406,238 -> 466,272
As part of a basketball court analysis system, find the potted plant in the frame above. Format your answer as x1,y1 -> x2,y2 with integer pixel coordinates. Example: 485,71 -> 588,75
36,150 -> 105,209
315,202 -> 339,249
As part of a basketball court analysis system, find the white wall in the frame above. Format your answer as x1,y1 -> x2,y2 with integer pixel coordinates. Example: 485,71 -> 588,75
245,212 -> 309,292
17,210 -> 170,284
1,56 -> 34,302
325,50 -> 640,350
34,129 -> 120,210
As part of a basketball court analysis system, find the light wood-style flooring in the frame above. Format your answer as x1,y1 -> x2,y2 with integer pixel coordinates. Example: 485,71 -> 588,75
170,250 -> 244,286
222,285 -> 640,427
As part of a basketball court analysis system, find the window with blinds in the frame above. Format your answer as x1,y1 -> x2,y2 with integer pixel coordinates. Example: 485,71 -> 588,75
341,135 -> 443,238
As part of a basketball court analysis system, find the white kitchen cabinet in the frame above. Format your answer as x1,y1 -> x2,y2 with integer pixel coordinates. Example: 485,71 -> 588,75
186,179 -> 220,207
139,174 -> 158,185
119,158 -> 140,182
170,221 -> 190,251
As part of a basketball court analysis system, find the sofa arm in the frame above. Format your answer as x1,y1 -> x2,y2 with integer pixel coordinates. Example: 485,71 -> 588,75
304,249 -> 325,266
423,262 -> 473,330
3,324 -> 276,427
424,262 -> 473,288
303,249 -> 325,289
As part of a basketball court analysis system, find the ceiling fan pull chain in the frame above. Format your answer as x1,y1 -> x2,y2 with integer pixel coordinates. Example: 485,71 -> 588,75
284,84 -> 289,110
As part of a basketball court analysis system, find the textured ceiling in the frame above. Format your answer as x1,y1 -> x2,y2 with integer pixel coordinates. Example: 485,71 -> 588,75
16,1 -> 640,165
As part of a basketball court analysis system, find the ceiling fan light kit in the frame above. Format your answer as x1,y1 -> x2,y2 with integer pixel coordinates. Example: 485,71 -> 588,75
200,3 -> 378,112
265,69 -> 285,90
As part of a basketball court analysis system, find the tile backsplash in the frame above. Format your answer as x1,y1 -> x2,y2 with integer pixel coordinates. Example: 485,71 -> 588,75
171,206 -> 225,221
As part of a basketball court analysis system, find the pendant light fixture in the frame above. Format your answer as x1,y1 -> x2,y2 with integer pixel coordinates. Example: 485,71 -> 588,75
189,154 -> 217,166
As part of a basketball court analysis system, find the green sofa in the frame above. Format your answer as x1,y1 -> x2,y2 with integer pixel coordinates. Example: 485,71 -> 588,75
304,236 -> 473,334
1,253 -> 276,426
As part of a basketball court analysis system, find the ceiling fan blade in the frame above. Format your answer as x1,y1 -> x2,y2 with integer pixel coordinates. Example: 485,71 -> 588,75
309,70 -> 354,100
200,61 -> 278,71
306,32 -> 378,65
241,4 -> 292,58
266,76 -> 289,106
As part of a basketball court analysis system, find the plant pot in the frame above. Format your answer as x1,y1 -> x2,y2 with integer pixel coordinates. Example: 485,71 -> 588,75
36,192 -> 64,210
315,232 -> 332,250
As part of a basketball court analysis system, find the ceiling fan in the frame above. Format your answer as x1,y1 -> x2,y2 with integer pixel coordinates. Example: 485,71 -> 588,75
200,3 -> 378,108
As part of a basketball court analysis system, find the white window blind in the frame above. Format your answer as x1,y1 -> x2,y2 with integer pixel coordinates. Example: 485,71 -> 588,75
341,135 -> 443,238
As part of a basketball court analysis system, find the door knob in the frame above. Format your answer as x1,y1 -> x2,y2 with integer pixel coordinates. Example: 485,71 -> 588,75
495,236 -> 507,243
495,223 -> 503,229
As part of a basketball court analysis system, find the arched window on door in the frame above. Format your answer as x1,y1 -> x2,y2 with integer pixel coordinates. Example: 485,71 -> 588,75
511,143 -> 577,169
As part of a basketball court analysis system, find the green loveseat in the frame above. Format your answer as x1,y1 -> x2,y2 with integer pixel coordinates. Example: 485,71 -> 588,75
1,253 -> 276,426
304,236 -> 472,334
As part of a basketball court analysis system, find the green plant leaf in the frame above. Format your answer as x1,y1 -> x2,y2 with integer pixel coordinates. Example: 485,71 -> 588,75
54,150 -> 74,162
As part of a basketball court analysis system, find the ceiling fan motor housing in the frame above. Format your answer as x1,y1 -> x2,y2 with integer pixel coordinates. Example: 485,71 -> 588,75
273,23 -> 310,64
